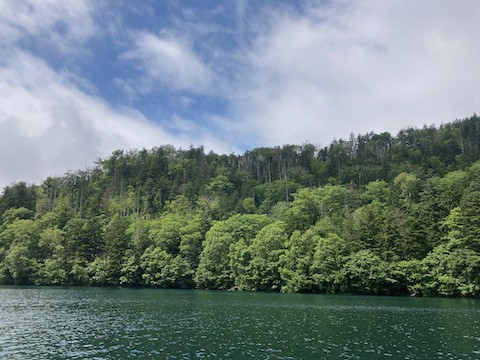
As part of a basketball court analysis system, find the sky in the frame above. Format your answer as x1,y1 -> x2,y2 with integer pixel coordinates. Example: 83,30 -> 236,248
1,0 -> 480,190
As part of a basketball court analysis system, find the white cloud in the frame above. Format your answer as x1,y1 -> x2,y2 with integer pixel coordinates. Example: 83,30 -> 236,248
0,51 -> 232,189
228,0 -> 480,147
2,0 -> 480,190
0,52 -> 162,186
121,31 -> 211,93
0,0 -> 98,55
0,1 -> 235,190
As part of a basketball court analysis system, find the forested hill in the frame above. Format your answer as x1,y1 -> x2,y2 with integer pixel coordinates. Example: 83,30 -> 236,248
1,115 -> 480,296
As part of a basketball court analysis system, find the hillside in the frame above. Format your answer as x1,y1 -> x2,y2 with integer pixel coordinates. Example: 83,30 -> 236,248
1,115 -> 479,296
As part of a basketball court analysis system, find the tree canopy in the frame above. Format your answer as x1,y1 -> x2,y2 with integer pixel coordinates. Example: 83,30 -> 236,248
1,115 -> 480,296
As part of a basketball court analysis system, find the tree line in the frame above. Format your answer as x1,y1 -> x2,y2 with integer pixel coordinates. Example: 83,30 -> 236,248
1,115 -> 479,296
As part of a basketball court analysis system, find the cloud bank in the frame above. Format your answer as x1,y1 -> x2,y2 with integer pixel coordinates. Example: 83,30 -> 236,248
0,51 -> 181,187
229,0 -> 480,146
1,0 -> 480,190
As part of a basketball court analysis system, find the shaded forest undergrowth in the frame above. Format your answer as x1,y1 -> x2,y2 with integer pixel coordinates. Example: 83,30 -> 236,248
1,115 -> 480,297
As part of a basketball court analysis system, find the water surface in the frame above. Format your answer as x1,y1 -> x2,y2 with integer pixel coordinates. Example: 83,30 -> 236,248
0,287 -> 479,359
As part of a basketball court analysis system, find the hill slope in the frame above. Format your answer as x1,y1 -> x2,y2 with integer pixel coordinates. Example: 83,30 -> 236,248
1,115 -> 479,296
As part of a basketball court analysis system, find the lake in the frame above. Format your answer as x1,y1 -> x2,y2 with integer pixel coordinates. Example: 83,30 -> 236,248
0,287 -> 479,359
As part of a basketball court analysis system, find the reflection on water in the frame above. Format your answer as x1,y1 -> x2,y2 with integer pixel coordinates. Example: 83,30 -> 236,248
0,287 -> 479,359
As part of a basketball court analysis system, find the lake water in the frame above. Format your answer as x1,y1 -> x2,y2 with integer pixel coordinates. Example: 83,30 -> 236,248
0,287 -> 479,359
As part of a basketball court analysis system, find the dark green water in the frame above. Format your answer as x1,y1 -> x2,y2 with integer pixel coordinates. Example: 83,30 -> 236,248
0,287 -> 479,359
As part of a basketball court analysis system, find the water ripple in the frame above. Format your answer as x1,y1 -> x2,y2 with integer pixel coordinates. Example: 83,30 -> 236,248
0,287 -> 479,359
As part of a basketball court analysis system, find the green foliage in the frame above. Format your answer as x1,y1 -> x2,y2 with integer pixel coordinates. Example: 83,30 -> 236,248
0,219 -> 39,253
336,250 -> 392,295
311,233 -> 351,293
140,246 -> 193,288
420,244 -> 480,297
393,172 -> 420,205
280,229 -> 317,293
0,116 -> 479,296
388,240 -> 480,297
148,214 -> 184,254
283,188 -> 323,234
239,221 -> 287,291
4,243 -> 40,285
349,201 -> 389,255
141,246 -> 172,286
0,182 -> 37,218
195,214 -> 272,289
38,255 -> 70,286
0,207 -> 34,227
119,249 -> 143,286
361,180 -> 391,204
458,180 -> 480,252
64,216 -> 104,262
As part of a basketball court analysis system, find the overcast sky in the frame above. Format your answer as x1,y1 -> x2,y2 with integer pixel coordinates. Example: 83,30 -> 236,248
1,0 -> 479,190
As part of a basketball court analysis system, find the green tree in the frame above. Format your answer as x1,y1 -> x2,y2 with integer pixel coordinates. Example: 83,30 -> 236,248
458,180 -> 480,252
283,188 -> 323,234
100,214 -> 131,284
63,216 -> 104,262
119,249 -> 143,286
243,222 -> 287,291
393,172 -> 419,205
360,180 -> 391,204
140,246 -> 170,286
36,228 -> 71,286
0,182 -> 37,217
337,250 -> 392,294
0,218 -> 40,284
280,230 -> 316,293
311,233 -> 350,293
0,207 -> 34,228
4,243 -> 40,285
140,246 -> 193,288
419,243 -> 480,297
195,214 -> 271,289
349,201 -> 390,257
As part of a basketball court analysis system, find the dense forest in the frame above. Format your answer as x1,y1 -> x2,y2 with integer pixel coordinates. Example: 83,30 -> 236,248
1,115 -> 480,297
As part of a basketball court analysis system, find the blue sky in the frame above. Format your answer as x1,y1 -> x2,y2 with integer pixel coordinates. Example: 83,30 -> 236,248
1,0 -> 480,189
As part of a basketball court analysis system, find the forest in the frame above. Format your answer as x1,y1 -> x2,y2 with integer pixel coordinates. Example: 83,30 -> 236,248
1,115 -> 479,297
